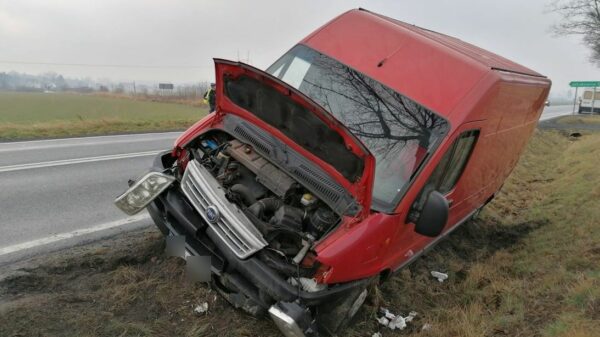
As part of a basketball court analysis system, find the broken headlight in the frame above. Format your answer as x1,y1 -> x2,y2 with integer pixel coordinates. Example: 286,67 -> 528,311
114,172 -> 175,215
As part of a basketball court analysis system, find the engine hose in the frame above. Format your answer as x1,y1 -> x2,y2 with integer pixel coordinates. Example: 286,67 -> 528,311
230,184 -> 257,206
247,198 -> 283,219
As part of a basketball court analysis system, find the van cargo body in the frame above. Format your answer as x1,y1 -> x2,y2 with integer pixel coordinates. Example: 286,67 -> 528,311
115,8 -> 551,336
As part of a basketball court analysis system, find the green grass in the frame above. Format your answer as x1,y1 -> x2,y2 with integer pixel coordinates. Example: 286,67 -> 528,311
0,92 -> 206,140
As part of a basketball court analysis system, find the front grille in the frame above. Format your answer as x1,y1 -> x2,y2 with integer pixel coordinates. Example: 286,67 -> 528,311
181,160 -> 267,259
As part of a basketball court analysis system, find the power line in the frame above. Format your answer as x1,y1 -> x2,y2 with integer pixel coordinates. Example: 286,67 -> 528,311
0,60 -> 212,69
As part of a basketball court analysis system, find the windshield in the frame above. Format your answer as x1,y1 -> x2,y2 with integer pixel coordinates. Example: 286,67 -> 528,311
267,45 -> 449,211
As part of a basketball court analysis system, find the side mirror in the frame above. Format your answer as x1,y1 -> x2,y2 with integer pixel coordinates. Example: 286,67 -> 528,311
414,191 -> 449,237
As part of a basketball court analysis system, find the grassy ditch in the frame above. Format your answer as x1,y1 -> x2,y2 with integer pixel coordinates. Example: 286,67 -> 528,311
0,92 -> 206,140
556,114 -> 600,125
0,127 -> 599,336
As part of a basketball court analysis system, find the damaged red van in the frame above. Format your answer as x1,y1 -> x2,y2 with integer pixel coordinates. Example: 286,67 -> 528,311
115,8 -> 551,336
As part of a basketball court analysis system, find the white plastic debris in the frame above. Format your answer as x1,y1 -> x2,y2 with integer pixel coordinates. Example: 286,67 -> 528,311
431,271 -> 448,283
193,302 -> 209,314
377,316 -> 389,326
388,315 -> 407,330
377,308 -> 418,331
288,277 -> 327,292
422,323 -> 432,331
405,311 -> 418,322
372,333 -> 382,337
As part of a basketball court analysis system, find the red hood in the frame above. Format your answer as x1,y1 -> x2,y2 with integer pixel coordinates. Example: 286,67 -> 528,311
176,60 -> 375,218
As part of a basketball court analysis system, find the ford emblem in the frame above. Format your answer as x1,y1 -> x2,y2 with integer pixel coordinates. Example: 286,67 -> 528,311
206,205 -> 220,223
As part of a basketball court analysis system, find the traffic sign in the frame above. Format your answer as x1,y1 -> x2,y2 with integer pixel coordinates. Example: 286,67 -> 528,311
569,81 -> 600,87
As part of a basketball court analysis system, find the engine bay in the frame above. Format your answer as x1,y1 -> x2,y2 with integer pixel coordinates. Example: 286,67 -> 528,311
181,131 -> 341,276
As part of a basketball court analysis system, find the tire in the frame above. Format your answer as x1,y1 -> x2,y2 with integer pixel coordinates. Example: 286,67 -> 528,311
315,283 -> 371,336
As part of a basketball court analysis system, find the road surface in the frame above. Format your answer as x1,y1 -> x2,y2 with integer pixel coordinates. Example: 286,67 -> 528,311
0,132 -> 179,264
539,104 -> 576,121
0,105 -> 574,264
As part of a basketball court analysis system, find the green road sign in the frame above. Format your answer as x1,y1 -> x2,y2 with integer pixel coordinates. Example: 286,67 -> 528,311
569,81 -> 600,87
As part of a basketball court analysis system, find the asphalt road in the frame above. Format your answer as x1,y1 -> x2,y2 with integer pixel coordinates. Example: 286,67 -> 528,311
0,132 -> 180,264
539,104 -> 577,121
0,105 -> 574,264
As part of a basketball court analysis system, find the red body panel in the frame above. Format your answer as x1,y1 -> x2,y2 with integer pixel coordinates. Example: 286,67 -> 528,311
175,9 -> 551,284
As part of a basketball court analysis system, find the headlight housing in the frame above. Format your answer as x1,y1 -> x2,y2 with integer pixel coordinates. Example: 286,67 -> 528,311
114,172 -> 175,215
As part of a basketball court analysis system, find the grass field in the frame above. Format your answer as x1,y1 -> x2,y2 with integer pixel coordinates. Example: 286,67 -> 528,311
0,124 -> 599,337
0,92 -> 206,140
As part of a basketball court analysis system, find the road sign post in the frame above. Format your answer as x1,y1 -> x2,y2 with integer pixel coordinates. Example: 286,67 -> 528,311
572,87 -> 578,115
593,87 -> 597,114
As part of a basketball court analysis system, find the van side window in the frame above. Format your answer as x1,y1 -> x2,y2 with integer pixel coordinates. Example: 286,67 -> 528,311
438,130 -> 479,193
409,130 -> 479,219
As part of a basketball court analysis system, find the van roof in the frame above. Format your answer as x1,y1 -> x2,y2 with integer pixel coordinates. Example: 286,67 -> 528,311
361,9 -> 544,78
301,9 -> 548,116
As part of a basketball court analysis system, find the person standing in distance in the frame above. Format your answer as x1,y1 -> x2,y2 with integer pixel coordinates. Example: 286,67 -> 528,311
203,83 -> 216,112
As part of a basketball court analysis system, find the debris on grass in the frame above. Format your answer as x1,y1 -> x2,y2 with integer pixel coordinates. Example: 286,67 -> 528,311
422,323 -> 432,331
372,332 -> 382,337
430,270 -> 448,283
376,308 -> 417,330
194,302 -> 209,314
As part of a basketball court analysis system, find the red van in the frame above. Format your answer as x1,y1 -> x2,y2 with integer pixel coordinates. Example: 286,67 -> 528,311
115,9 -> 550,337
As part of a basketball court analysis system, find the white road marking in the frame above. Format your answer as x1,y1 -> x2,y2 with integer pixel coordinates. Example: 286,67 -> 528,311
0,131 -> 181,145
0,137 -> 174,153
0,213 -> 151,257
0,150 -> 162,173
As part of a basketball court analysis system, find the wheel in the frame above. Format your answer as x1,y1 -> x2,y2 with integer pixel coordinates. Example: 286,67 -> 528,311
315,283 -> 371,336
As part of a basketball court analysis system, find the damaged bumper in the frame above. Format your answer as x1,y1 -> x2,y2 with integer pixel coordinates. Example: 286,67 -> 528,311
138,151 -> 370,335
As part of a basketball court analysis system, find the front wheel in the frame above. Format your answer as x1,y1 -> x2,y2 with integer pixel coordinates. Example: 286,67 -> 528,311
315,283 -> 370,335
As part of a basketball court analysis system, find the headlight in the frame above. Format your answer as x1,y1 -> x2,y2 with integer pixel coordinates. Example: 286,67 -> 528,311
114,172 -> 175,215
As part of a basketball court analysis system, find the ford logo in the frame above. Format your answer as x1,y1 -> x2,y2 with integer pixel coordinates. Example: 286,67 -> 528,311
205,205 -> 220,223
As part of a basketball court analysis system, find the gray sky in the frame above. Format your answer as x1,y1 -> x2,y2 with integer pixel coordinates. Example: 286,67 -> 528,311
1,0 -> 599,95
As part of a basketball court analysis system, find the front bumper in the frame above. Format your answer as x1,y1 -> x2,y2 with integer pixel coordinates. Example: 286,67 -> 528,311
143,152 -> 370,310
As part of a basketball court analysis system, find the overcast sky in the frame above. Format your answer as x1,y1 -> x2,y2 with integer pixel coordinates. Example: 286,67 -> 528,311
1,0 -> 599,96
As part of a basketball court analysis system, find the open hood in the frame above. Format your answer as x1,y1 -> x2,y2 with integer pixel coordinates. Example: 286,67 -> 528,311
213,59 -> 375,217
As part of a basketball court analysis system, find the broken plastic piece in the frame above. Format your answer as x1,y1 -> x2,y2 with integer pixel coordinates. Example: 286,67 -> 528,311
288,277 -> 327,292
431,271 -> 448,282
422,323 -> 432,331
388,315 -> 407,330
193,302 -> 209,314
405,311 -> 417,322
376,316 -> 389,326
376,308 -> 418,330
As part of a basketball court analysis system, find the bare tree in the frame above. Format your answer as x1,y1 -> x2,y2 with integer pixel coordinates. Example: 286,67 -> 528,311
551,0 -> 600,65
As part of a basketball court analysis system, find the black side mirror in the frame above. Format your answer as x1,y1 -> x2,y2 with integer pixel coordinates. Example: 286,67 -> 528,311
414,191 -> 449,237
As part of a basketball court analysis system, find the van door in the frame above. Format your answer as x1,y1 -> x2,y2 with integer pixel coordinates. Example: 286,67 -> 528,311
390,122 -> 483,270
411,122 -> 482,228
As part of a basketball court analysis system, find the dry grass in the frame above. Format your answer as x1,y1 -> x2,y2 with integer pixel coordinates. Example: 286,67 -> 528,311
556,115 -> 600,125
1,129 -> 599,337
